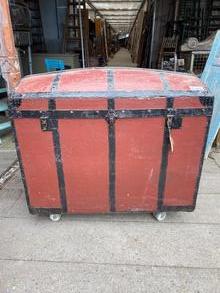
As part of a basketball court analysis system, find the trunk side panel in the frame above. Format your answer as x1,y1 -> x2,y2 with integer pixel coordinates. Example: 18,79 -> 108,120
14,119 -> 61,208
164,117 -> 207,206
59,120 -> 109,213
174,97 -> 203,108
115,118 -> 164,212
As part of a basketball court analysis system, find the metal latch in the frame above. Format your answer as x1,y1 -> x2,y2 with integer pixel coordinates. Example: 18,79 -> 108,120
169,115 -> 182,129
40,116 -> 57,131
167,115 -> 182,152
40,117 -> 49,131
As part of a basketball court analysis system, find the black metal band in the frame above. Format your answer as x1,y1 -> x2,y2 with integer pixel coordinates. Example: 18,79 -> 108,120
11,120 -> 31,212
51,72 -> 62,92
11,89 -> 212,99
160,71 -> 170,91
157,98 -> 174,210
107,70 -> 114,91
108,99 -> 116,212
192,116 -> 211,207
49,79 -> 67,213
107,70 -> 116,212
8,107 -> 213,119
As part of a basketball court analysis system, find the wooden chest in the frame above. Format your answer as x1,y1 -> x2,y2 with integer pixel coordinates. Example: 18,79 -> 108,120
9,68 -> 213,221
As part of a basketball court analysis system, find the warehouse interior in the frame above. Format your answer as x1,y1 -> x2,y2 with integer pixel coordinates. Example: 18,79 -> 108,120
0,0 -> 219,168
0,1 -> 220,290
3,0 -> 220,74
1,0 -> 220,146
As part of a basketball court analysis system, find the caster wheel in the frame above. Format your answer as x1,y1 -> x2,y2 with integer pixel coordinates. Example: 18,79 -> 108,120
153,212 -> 167,222
49,214 -> 61,222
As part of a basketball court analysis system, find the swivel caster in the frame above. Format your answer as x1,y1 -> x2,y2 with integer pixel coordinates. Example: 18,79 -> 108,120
49,214 -> 62,222
153,212 -> 167,222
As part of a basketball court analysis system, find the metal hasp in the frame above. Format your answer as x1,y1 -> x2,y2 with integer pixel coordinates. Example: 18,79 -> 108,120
167,115 -> 182,129
40,117 -> 49,131
0,0 -> 21,92
40,116 -> 57,132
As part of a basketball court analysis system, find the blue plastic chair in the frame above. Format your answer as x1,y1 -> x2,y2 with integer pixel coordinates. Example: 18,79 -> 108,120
45,58 -> 65,72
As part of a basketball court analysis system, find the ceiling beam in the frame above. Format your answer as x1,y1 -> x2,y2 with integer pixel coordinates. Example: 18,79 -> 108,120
91,1 -> 142,2
109,22 -> 134,24
87,0 -> 144,33
91,11 -> 137,16
88,8 -> 139,11
86,0 -> 116,32
111,25 -> 132,27
104,15 -> 136,18
105,17 -> 136,20
109,20 -> 134,21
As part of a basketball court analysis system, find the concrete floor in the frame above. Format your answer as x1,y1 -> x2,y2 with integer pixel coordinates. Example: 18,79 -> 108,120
108,48 -> 137,67
0,50 -> 220,292
0,133 -> 16,175
0,152 -> 220,292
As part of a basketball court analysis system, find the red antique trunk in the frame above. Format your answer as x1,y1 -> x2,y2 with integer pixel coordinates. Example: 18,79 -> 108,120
9,68 -> 213,221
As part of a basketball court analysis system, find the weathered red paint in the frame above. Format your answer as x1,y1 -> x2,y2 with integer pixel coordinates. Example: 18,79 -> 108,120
16,74 -> 56,93
166,72 -> 205,91
56,99 -> 107,110
115,98 -> 166,212
59,69 -> 108,91
18,99 -> 49,111
12,68 -> 210,215
115,98 -> 166,110
57,97 -> 109,213
115,118 -> 164,211
174,97 -> 203,109
114,69 -> 163,91
14,119 -> 61,208
164,117 -> 207,206
59,119 -> 109,213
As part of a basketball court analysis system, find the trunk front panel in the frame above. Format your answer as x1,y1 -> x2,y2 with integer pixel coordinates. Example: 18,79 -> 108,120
115,118 -> 164,212
14,119 -> 61,208
59,119 -> 109,213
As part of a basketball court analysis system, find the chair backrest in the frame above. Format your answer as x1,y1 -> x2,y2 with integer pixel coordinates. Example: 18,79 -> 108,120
45,58 -> 65,72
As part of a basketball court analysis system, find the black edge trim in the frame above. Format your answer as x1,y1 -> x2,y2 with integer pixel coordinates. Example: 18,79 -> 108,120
8,108 -> 213,119
107,70 -> 116,212
29,207 -> 63,216
157,98 -> 174,210
51,72 -> 62,92
159,205 -> 195,212
49,99 -> 67,213
199,96 -> 214,107
11,120 -> 32,213
107,70 -> 114,91
167,97 -> 174,109
159,71 -> 170,91
29,205 -> 195,215
192,115 -> 212,208
11,90 -> 212,99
